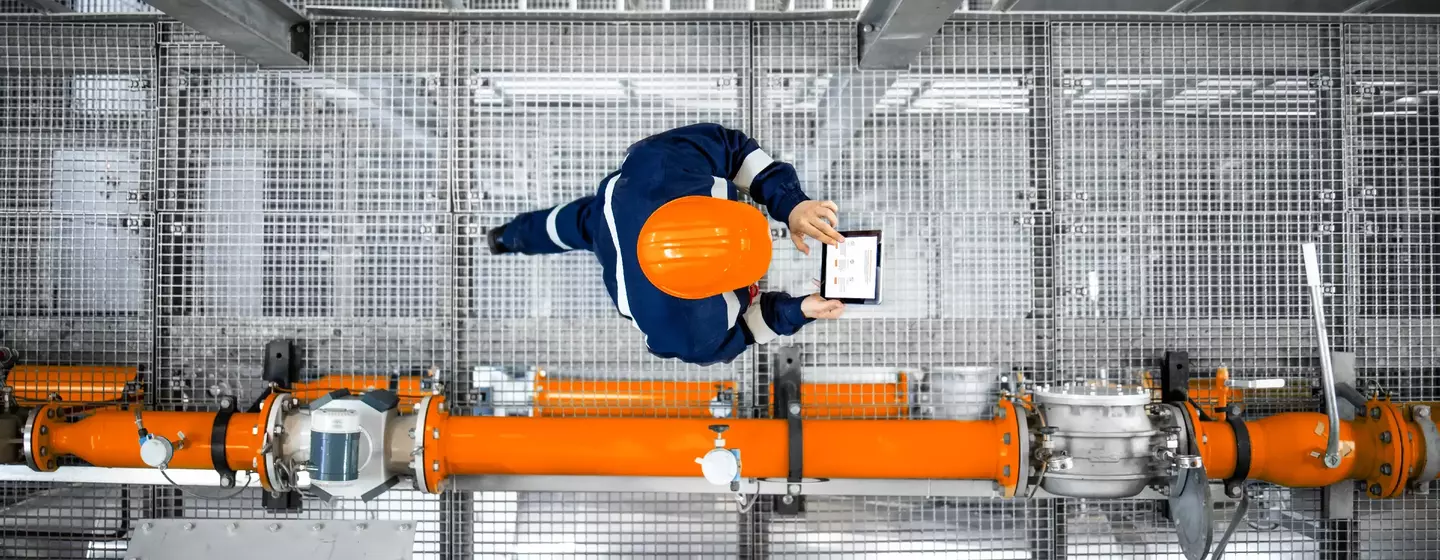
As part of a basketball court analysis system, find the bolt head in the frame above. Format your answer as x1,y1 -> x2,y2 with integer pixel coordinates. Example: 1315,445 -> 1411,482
271,425 -> 284,435
1370,483 -> 1383,495
1003,465 -> 1011,477
39,426 -> 47,435
408,428 -> 416,439
432,427 -> 440,440
355,523 -> 368,532
1381,431 -> 1393,443
1418,406 -> 1431,418
252,457 -> 259,468
311,523 -> 324,532
183,522 -> 195,531
787,483 -> 801,495
1227,485 -> 1242,498
220,397 -> 233,408
1381,463 -> 1393,476
432,460 -> 440,472
251,426 -> 259,435
1372,407 -> 1383,419
1003,433 -> 1012,445
787,402 -> 801,416
227,522 -> 239,533
268,523 -> 281,532
142,522 -> 154,533
398,523 -> 413,532
38,446 -> 46,457
781,495 -> 795,505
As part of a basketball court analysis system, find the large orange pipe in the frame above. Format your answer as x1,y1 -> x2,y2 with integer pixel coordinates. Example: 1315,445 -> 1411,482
1195,402 -> 1430,495
290,375 -> 428,408
434,414 -> 1010,480
43,409 -> 261,472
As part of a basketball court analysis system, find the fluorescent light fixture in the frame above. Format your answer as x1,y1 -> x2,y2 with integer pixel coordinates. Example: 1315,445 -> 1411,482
1356,80 -> 1415,87
1164,98 -> 1222,106
1368,110 -> 1421,116
1251,89 -> 1317,96
1198,79 -> 1258,88
1393,96 -> 1421,105
1104,78 -> 1165,87
931,79 -> 1021,90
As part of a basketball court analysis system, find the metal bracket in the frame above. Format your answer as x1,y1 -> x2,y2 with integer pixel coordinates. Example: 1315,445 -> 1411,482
209,395 -> 239,489
772,346 -> 805,516
1160,351 -> 1191,404
139,0 -> 311,68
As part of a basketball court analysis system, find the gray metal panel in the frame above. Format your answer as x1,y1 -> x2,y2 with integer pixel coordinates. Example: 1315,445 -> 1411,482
124,519 -> 419,560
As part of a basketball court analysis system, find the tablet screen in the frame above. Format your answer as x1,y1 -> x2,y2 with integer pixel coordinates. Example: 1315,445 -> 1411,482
820,231 -> 882,303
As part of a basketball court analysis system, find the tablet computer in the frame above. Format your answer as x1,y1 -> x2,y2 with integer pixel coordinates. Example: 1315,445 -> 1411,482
819,230 -> 882,304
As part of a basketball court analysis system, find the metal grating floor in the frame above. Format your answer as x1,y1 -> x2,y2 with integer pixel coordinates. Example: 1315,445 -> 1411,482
2,15 -> 1439,559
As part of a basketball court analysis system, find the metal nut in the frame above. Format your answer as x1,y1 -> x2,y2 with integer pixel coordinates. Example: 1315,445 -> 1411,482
432,460 -> 440,472
311,523 -> 324,532
1372,407 -> 1383,419
1227,485 -> 1242,498
1381,463 -> 1393,476
781,495 -> 795,505
39,426 -> 47,435
271,425 -> 284,436
787,402 -> 801,417
1002,433 -> 1012,445
268,523 -> 281,533
1381,431 -> 1392,444
220,397 -> 233,409
1003,465 -> 1011,477
355,523 -> 368,532
399,523 -> 413,532
183,522 -> 195,531
432,427 -> 440,440
142,522 -> 154,533
1370,483 -> 1383,495
1417,406 -> 1431,419
408,428 -> 416,439
227,522 -> 239,534
38,446 -> 46,457
787,483 -> 801,495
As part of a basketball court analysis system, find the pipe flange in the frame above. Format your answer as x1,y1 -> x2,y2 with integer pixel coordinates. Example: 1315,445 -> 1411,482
22,406 -> 57,472
256,393 -> 294,493
411,395 -> 447,494
1366,401 -> 1408,499
1413,406 -> 1440,487
995,399 -> 1028,498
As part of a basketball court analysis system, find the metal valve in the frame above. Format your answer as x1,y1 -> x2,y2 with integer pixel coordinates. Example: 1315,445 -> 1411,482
1045,452 -> 1073,472
1176,455 -> 1203,470
695,425 -> 741,487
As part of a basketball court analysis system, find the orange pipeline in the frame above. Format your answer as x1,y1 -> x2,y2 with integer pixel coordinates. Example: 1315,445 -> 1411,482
6,365 -> 140,404
768,373 -> 910,419
534,378 -> 738,418
32,408 -> 261,472
423,398 -> 1022,494
290,375 -> 428,408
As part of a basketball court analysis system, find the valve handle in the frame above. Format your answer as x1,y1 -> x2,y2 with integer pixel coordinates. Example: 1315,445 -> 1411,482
708,424 -> 729,435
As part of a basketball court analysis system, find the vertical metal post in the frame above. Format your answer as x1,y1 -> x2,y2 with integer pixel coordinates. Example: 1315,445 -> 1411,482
1026,22 -> 1053,325
1321,23 -> 1356,560
439,491 -> 475,560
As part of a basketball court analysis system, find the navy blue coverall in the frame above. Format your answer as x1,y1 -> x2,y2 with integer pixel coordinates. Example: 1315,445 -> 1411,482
495,124 -> 815,366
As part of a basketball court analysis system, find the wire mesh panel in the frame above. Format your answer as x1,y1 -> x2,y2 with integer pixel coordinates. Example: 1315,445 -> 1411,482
453,21 -> 754,417
1052,22 -> 1343,392
765,497 -> 1041,558
1346,22 -> 1440,558
754,21 -> 1050,423
472,491 -> 739,557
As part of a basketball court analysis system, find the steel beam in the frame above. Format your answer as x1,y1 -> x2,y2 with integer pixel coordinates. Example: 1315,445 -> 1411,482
1344,0 -> 1400,12
1166,0 -> 1212,11
15,0 -> 74,13
140,0 -> 310,68
856,0 -> 964,70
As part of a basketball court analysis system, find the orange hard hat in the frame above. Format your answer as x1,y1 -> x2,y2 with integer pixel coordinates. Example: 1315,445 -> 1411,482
637,196 -> 774,300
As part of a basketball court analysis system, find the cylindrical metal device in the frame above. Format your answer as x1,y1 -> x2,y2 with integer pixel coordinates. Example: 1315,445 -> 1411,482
310,407 -> 362,484
1033,382 -> 1162,498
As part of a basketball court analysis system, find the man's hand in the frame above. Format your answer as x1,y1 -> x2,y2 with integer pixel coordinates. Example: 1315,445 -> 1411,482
788,200 -> 844,255
801,293 -> 845,320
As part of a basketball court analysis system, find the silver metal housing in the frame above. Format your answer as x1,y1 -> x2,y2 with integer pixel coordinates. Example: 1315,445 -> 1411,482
1033,382 -> 1163,499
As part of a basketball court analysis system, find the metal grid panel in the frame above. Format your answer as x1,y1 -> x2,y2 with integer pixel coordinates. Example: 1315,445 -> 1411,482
755,21 -> 1050,423
766,497 -> 1042,557
1053,22 -> 1343,394
453,21 -> 755,418
1346,22 -> 1440,557
1,23 -> 155,214
472,491 -> 739,557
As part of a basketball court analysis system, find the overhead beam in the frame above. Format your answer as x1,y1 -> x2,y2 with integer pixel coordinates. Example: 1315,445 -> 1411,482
141,0 -> 310,68
856,0 -> 965,70
1344,0 -> 1400,12
15,0 -> 74,13
1166,0 -> 1212,11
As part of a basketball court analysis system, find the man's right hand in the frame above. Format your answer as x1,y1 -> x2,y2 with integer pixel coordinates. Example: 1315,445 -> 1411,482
801,293 -> 845,320
788,200 -> 844,255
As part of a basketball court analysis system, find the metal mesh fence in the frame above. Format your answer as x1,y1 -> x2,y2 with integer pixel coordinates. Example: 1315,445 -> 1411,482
2,14 -> 1440,560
